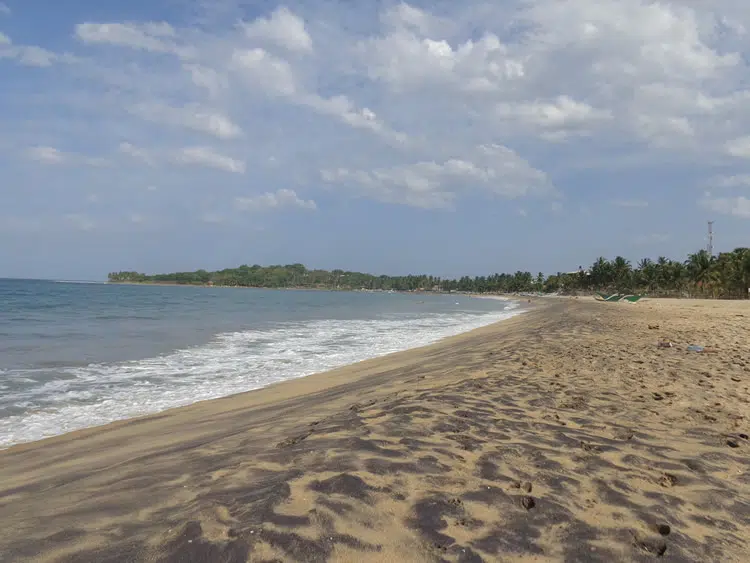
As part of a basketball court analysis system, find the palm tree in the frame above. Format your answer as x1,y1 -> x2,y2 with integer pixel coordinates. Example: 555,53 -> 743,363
590,257 -> 612,290
725,248 -> 750,298
669,261 -> 688,296
714,252 -> 736,298
686,250 -> 714,296
742,249 -> 750,298
638,258 -> 657,293
612,256 -> 632,290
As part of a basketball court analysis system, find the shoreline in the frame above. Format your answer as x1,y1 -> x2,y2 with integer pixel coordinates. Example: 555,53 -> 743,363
1,298 -> 748,562
1,297 -> 529,450
106,280 -> 531,298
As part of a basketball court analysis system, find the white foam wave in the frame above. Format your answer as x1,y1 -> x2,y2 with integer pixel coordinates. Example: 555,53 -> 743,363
0,306 -> 522,448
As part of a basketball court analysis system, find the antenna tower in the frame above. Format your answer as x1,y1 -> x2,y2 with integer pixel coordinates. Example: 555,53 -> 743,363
707,221 -> 714,257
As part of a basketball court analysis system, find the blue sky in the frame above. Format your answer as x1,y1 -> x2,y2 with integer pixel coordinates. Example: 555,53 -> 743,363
1,0 -> 750,280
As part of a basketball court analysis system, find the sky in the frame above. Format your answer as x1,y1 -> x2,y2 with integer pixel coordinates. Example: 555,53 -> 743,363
1,0 -> 750,280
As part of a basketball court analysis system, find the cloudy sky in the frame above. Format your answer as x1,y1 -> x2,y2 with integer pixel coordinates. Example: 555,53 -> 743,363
1,0 -> 749,280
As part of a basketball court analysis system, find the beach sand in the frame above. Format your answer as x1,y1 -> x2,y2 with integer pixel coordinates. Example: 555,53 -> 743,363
1,298 -> 749,562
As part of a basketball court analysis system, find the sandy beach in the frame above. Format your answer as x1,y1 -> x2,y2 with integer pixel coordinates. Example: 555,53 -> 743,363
1,297 -> 749,562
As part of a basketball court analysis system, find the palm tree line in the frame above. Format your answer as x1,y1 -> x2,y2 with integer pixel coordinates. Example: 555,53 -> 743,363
551,248 -> 750,299
108,247 -> 750,298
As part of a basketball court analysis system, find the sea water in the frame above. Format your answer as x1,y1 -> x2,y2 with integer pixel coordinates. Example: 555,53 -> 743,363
0,279 -> 522,448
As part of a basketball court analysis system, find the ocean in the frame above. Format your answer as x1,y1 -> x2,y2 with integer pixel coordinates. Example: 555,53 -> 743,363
0,279 -> 522,448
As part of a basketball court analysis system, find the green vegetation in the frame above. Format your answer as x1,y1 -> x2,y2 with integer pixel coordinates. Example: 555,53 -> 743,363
108,247 -> 750,298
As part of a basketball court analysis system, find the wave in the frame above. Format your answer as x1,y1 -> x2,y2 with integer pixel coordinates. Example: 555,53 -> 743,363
0,305 -> 522,448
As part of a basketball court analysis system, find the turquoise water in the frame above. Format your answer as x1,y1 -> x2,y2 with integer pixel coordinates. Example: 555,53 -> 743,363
0,279 -> 521,447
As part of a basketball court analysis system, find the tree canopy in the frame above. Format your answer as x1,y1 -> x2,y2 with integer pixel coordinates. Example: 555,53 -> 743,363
108,247 -> 750,299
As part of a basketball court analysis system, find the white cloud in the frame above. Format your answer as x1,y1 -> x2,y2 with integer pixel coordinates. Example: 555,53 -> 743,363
231,47 -> 297,96
322,144 -> 552,209
119,142 -> 154,165
0,34 -> 78,66
524,0 -> 738,81
230,47 -> 406,142
65,214 -> 96,231
711,174 -> 750,188
0,3 -> 9,16
174,147 -> 245,173
634,115 -> 694,148
361,30 -> 524,93
26,146 -> 110,167
8,0 -> 750,239
496,96 -> 612,140
184,64 -> 227,97
241,7 -> 312,53
726,136 -> 750,158
27,146 -> 65,164
129,103 -> 242,139
380,3 -> 449,36
497,97 -> 611,129
17,46 -> 59,67
234,189 -> 317,212
702,195 -> 750,218
612,199 -> 649,208
75,22 -> 191,57
299,94 -> 407,143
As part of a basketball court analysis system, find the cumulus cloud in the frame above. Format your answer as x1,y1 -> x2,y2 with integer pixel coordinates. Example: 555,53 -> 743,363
231,47 -> 298,96
702,195 -> 750,219
361,30 -> 525,94
183,64 -> 228,97
711,174 -> 750,189
726,136 -> 750,159
7,0 -> 750,245
229,46 -> 406,142
234,189 -> 317,211
26,146 -> 108,167
496,96 -> 612,140
0,34 -> 78,66
174,147 -> 245,173
129,103 -> 242,139
27,146 -> 65,164
241,7 -> 313,53
322,144 -> 553,209
75,22 -> 191,57
119,142 -> 154,165
65,214 -> 96,231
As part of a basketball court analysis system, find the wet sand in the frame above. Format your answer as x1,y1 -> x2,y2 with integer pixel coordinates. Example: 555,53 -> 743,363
1,298 -> 749,562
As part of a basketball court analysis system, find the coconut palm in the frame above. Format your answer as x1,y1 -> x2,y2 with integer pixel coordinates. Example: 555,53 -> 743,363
686,250 -> 714,296
590,257 -> 612,289
612,256 -> 632,290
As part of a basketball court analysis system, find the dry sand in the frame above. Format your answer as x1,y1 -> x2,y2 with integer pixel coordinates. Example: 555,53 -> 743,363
1,298 -> 749,562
